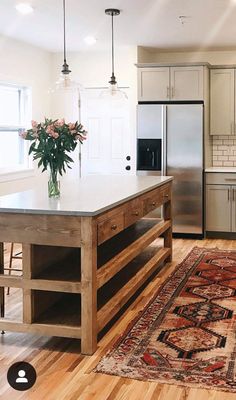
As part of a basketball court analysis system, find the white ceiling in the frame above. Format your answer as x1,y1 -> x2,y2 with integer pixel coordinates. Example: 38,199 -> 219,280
1,0 -> 236,52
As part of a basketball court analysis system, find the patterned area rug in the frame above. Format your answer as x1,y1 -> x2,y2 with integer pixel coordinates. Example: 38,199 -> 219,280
95,247 -> 236,393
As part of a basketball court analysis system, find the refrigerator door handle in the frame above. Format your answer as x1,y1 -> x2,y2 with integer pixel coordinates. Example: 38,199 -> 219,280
162,105 -> 167,175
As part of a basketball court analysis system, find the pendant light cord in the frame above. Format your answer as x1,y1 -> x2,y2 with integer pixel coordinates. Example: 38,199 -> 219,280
111,12 -> 114,77
61,0 -> 71,74
63,0 -> 66,63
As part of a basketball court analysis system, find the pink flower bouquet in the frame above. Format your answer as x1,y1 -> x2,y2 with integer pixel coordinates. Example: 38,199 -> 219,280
20,118 -> 87,196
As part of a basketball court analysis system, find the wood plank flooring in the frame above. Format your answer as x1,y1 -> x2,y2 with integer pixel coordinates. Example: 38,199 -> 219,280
1,239 -> 236,400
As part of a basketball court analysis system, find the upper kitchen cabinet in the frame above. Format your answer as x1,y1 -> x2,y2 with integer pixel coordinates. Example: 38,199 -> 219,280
170,66 -> 204,100
138,67 -> 169,101
138,65 -> 205,101
210,69 -> 235,135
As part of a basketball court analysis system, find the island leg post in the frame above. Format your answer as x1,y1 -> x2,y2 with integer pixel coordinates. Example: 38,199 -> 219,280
163,190 -> 173,263
81,217 -> 97,355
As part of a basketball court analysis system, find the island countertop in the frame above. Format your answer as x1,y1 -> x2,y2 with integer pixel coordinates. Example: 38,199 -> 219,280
0,175 -> 173,216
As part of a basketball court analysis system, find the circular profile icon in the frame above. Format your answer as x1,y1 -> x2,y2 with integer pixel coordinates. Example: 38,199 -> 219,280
7,362 -> 37,391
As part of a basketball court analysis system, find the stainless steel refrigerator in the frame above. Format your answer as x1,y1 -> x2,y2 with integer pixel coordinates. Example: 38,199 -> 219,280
137,103 -> 204,236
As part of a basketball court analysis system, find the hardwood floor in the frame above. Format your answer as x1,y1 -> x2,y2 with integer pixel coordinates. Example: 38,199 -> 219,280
1,239 -> 236,399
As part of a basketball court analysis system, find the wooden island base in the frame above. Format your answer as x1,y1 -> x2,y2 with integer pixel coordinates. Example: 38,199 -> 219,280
0,179 -> 172,355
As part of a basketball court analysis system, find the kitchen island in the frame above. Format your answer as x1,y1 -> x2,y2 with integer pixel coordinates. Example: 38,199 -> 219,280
0,175 -> 173,355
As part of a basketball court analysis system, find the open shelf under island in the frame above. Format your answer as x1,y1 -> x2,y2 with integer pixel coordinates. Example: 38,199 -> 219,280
0,175 -> 173,355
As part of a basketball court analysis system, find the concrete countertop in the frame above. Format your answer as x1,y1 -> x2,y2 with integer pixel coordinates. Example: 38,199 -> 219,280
0,175 -> 173,217
205,167 -> 236,173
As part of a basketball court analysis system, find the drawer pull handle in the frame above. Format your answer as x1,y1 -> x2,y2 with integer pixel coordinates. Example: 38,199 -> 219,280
111,224 -> 117,230
152,202 -> 156,207
164,194 -> 169,198
132,211 -> 139,216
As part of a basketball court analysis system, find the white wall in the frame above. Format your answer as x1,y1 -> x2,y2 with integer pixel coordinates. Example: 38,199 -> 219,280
0,35 -> 52,195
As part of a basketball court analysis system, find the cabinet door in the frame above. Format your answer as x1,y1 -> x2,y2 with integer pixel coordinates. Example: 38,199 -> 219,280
138,67 -> 170,101
231,186 -> 236,232
210,69 -> 235,135
206,185 -> 231,232
170,66 -> 203,100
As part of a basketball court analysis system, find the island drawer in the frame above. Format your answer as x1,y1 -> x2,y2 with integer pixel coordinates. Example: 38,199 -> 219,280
160,183 -> 171,203
142,183 -> 171,216
143,189 -> 161,215
124,198 -> 143,227
97,212 -> 124,245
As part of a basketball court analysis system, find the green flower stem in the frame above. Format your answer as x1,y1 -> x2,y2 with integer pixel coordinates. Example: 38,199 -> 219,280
48,167 -> 60,198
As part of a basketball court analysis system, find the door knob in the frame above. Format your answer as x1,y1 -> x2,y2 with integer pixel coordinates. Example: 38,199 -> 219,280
126,156 -> 131,161
125,166 -> 131,171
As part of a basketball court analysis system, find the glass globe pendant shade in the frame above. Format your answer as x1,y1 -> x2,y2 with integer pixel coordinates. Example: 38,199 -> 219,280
100,82 -> 128,100
55,73 -> 78,91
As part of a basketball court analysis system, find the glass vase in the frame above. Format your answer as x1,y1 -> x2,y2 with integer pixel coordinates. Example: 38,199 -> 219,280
48,169 -> 60,198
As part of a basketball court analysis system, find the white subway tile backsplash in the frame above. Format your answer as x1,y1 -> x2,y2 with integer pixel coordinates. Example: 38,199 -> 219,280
218,146 -> 229,150
224,140 -> 234,145
212,135 -> 236,167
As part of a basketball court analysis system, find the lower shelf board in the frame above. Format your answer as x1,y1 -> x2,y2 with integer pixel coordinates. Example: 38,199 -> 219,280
0,243 -> 169,339
0,320 -> 81,339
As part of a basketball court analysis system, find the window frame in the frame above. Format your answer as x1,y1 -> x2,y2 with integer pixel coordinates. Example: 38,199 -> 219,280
0,82 -> 34,181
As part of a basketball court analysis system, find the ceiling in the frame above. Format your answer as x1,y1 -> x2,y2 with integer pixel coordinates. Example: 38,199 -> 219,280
1,0 -> 236,52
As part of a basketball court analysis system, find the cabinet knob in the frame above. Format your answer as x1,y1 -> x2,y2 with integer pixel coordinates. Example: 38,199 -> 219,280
126,166 -> 131,171
111,224 -> 117,230
132,211 -> 139,216
126,156 -> 131,161
152,201 -> 156,207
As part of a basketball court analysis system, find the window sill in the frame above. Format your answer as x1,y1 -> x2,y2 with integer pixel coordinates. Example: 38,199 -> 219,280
0,167 -> 35,183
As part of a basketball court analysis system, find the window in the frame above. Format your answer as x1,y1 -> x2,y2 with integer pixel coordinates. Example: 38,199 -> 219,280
0,83 -> 32,174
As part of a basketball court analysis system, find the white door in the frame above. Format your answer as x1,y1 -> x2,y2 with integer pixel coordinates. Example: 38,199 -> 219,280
138,67 -> 170,101
81,89 -> 134,176
210,69 -> 235,135
170,66 -> 204,100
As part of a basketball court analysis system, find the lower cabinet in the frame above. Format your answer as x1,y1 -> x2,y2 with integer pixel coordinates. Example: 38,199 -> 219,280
206,184 -> 232,231
205,172 -> 236,233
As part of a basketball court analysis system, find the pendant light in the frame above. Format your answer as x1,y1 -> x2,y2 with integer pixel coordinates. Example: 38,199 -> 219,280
101,8 -> 127,99
55,0 -> 77,90
50,0 -> 81,120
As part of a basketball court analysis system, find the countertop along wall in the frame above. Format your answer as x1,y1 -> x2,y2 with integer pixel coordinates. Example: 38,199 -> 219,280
138,47 -> 236,168
0,35 -> 52,196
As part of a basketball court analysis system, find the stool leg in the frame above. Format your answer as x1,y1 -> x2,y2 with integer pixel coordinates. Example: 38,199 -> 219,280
7,243 -> 14,296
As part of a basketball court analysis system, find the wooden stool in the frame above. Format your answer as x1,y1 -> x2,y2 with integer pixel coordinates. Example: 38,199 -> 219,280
6,243 -> 22,295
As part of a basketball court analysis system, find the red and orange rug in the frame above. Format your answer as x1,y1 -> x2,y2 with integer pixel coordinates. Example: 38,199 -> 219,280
95,247 -> 236,393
